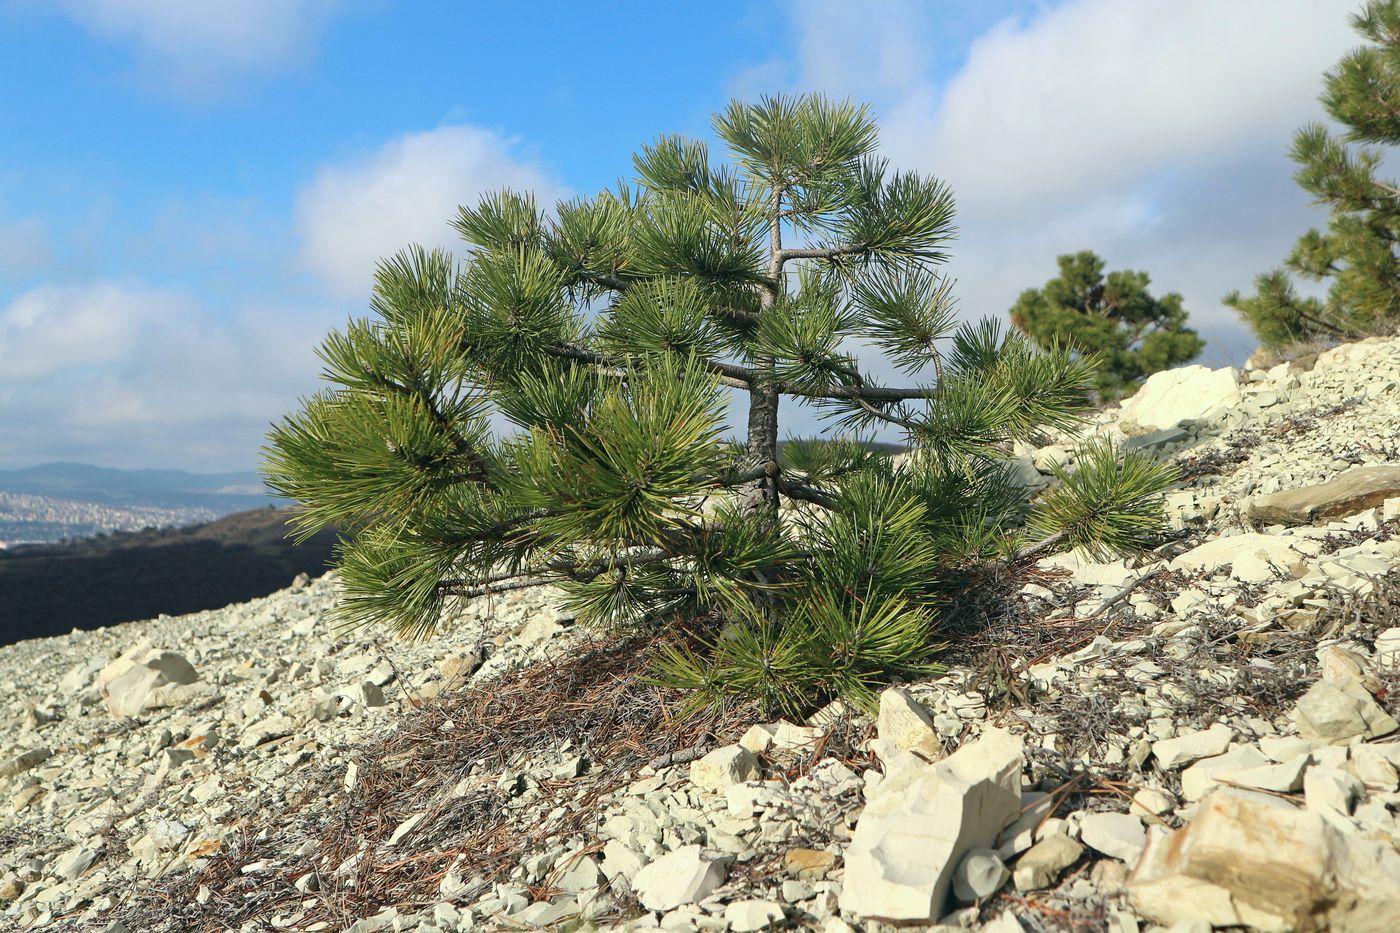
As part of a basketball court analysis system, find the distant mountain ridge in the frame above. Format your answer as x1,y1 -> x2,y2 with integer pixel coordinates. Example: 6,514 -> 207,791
0,462 -> 274,510
0,462 -> 279,545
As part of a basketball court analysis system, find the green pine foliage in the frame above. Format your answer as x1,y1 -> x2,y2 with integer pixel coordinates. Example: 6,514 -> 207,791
1226,0 -> 1400,348
264,95 -> 1175,714
1009,251 -> 1203,400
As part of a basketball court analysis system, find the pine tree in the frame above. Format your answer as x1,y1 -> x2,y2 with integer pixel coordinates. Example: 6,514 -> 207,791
1009,251 -> 1203,400
264,96 -> 1174,714
1225,0 -> 1400,348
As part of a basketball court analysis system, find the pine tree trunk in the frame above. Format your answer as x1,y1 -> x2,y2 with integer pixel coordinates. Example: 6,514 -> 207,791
741,190 -> 785,524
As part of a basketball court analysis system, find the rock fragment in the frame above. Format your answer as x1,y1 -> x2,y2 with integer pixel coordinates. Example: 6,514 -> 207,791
1129,788 -> 1400,932
688,745 -> 761,793
631,845 -> 728,911
1013,834 -> 1083,892
1293,678 -> 1399,744
1117,365 -> 1242,435
1078,812 -> 1146,864
839,728 -> 1023,922
1151,724 -> 1232,770
1247,465 -> 1400,525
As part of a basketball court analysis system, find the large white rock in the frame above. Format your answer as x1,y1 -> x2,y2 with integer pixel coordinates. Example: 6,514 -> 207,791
631,845 -> 728,911
1293,678 -> 1399,744
839,727 -> 1024,922
95,640 -> 199,718
1117,365 -> 1241,436
1129,788 -> 1400,933
1169,534 -> 1308,583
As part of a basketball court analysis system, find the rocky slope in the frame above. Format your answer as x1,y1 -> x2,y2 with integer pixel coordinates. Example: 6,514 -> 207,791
6,337 -> 1400,933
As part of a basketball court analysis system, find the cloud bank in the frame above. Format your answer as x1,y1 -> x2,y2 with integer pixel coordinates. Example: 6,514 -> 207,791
296,125 -> 566,300
772,0 -> 1357,359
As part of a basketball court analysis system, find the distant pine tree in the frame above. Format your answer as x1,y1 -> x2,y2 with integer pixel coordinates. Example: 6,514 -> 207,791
1226,0 -> 1400,347
1010,250 -> 1203,400
264,95 -> 1174,713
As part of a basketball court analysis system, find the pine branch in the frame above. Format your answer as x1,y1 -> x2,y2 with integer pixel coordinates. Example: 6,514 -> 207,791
545,342 -> 757,389
775,243 -> 869,266
776,476 -> 838,509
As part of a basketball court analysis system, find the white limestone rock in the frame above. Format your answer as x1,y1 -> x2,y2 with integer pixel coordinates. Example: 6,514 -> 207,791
95,641 -> 199,718
952,849 -> 1009,903
1180,745 -> 1270,801
839,727 -> 1023,922
874,686 -> 939,762
1169,534 -> 1307,583
1151,724 -> 1232,770
689,745 -> 761,793
631,845 -> 728,911
1117,365 -> 1241,436
724,899 -> 784,932
1013,834 -> 1084,892
1129,788 -> 1400,932
1078,812 -> 1147,864
1294,678 -> 1399,744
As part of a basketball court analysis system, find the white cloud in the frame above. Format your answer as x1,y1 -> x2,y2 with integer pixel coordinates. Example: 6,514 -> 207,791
922,0 -> 1357,214
296,125 -> 567,300
757,0 -> 1360,366
0,281 -> 340,470
51,0 -> 342,96
0,282 -> 184,380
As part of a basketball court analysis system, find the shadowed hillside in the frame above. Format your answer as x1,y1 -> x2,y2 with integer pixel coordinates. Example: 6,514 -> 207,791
0,507 -> 335,646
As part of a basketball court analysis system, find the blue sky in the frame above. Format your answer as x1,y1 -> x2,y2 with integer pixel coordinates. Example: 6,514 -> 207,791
0,0 -> 1363,471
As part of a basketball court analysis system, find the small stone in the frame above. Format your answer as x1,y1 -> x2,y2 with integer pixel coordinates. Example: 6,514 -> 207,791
1013,834 -> 1083,891
952,849 -> 1009,903
1217,754 -> 1310,793
783,848 -> 836,880
738,724 -> 777,755
875,687 -> 940,759
1180,745 -> 1270,801
1151,725 -> 1232,770
51,846 -> 99,882
358,681 -> 387,708
724,899 -> 784,932
631,845 -> 728,911
0,747 -> 51,778
1129,788 -> 1175,818
1303,766 -> 1364,818
689,745 -> 761,793
1078,812 -> 1146,864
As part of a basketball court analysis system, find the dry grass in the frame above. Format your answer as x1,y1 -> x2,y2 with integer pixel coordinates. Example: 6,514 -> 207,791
91,633 -> 756,933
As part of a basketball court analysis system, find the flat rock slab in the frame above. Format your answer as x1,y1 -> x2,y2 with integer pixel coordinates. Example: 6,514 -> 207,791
1130,788 -> 1400,932
1248,465 -> 1400,526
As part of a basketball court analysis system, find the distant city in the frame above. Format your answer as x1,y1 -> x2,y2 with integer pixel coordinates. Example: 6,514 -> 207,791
0,491 -> 217,547
0,463 -> 274,548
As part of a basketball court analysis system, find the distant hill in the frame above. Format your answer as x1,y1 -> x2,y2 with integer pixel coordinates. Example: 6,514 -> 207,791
0,507 -> 337,646
0,461 -> 272,509
0,462 -> 277,545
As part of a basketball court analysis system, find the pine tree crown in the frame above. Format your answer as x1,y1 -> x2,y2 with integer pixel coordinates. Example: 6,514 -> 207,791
264,94 -> 1175,712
